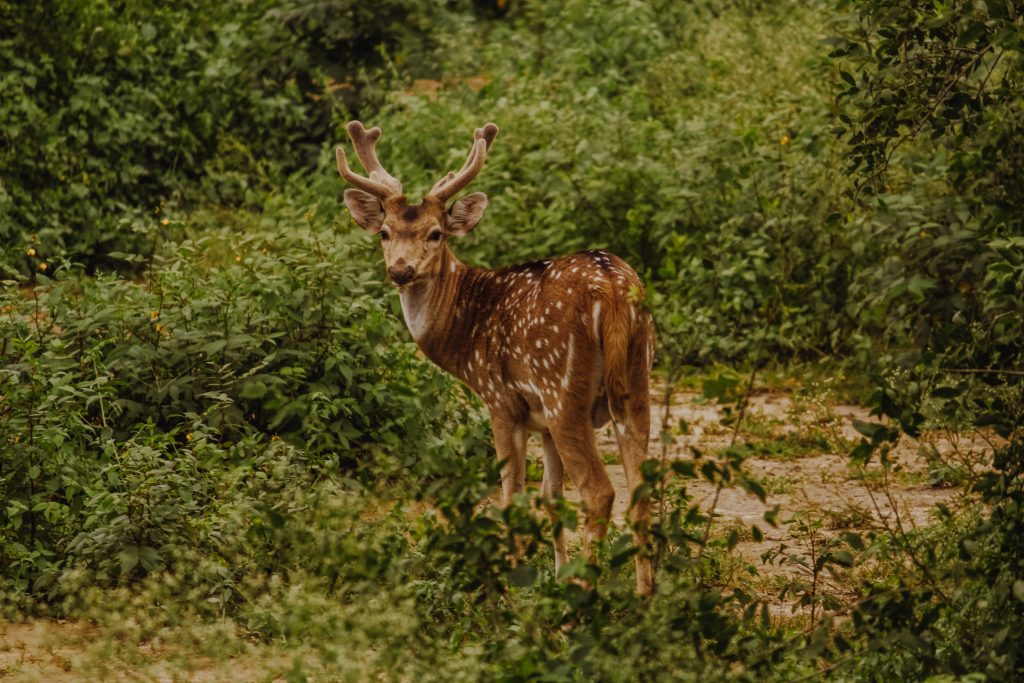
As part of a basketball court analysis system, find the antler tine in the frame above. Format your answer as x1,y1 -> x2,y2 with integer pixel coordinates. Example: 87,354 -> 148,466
477,122 -> 499,150
429,123 -> 499,202
336,146 -> 394,198
347,121 -> 403,194
334,121 -> 403,198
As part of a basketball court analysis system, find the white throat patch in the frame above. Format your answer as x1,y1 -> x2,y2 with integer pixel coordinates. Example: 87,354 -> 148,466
399,285 -> 432,341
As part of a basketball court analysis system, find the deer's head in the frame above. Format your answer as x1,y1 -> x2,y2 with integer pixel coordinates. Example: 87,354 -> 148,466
336,121 -> 498,287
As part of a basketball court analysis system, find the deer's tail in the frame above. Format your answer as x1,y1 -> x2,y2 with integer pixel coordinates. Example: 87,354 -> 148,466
601,301 -> 637,422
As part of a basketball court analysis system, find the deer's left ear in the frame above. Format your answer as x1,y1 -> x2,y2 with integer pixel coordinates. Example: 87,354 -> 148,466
446,192 -> 488,237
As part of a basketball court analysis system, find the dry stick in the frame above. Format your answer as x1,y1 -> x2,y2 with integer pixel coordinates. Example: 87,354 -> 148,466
696,363 -> 759,560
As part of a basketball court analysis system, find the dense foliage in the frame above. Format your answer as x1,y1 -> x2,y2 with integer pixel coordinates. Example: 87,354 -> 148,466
0,0 -> 474,269
2,0 -> 1022,680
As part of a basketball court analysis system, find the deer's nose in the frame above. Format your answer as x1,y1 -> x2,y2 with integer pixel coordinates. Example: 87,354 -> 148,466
387,264 -> 416,286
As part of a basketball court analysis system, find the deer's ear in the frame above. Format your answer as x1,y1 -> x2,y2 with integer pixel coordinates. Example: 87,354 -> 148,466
344,189 -> 385,233
446,192 -> 488,237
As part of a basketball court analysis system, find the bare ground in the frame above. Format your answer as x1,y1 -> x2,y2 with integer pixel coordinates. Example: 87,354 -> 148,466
0,620 -> 276,682
550,387 -> 967,582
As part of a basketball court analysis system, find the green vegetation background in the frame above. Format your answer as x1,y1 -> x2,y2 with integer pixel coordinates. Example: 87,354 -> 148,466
1,0 -> 1022,680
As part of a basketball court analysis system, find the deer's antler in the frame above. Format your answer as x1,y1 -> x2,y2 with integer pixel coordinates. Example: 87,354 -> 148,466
335,121 -> 403,198
428,123 -> 499,202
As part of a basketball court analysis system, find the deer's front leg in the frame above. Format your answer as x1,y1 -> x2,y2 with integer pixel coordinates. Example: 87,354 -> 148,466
491,415 -> 527,506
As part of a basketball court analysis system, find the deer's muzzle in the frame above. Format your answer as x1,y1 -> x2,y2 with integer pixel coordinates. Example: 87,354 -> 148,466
387,264 -> 416,286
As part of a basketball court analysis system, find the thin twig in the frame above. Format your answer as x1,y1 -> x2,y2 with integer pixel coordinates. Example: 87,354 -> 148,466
976,49 -> 1005,102
651,369 -> 678,577
859,453 -> 948,601
697,363 -> 759,559
658,374 -> 676,520
941,367 -> 1024,377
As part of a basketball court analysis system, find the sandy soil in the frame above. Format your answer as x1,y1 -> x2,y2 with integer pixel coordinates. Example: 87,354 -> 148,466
0,620 -> 280,682
548,388 -> 965,575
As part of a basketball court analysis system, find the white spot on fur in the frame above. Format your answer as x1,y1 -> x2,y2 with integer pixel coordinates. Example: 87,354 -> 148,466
562,334 -> 575,389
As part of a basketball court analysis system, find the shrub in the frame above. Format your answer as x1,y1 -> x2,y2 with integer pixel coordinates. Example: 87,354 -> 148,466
0,0 -> 475,273
0,204 -> 484,602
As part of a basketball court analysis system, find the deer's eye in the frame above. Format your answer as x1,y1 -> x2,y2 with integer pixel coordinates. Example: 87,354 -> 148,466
380,229 -> 391,241
427,230 -> 443,242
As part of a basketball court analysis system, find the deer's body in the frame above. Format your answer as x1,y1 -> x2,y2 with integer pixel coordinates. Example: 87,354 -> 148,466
335,122 -> 655,595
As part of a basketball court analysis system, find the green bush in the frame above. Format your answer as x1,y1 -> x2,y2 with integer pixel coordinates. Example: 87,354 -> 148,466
0,205 -> 486,601
0,0 -> 474,273
2,0 -> 1023,679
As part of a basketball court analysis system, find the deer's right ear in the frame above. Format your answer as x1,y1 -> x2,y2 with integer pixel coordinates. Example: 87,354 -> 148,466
343,189 -> 385,233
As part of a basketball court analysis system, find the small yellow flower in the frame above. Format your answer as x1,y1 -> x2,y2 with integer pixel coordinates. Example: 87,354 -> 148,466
271,435 -> 280,442
161,218 -> 170,226
919,230 -> 928,239
155,323 -> 163,332
186,432 -> 193,442
780,135 -> 791,146
38,262 -> 48,272
235,255 -> 242,263
26,247 -> 36,257
12,435 -> 19,444
150,310 -> 159,320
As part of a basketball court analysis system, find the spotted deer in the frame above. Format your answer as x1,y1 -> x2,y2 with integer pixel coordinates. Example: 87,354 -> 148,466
335,121 -> 656,595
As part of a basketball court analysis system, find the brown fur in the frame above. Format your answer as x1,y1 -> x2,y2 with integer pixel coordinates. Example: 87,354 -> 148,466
336,122 -> 656,595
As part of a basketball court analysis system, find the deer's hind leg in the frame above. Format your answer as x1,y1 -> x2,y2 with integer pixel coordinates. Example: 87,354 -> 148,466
547,406 -> 615,560
609,328 -> 655,595
540,431 -> 568,574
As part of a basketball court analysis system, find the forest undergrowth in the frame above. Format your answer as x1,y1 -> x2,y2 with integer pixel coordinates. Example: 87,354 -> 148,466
2,0 -> 1022,680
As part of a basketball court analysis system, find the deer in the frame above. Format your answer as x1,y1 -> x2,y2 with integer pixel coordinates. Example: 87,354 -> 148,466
335,120 -> 656,595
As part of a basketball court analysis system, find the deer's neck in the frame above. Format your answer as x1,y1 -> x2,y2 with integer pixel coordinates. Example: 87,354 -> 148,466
398,247 -> 490,382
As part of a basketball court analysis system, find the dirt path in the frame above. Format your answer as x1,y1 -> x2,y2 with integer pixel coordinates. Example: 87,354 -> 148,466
0,620 -> 281,682
543,387 -> 964,578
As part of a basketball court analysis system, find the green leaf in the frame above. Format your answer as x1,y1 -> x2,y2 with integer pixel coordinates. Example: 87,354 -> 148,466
118,547 -> 139,575
830,550 -> 854,567
240,380 -> 267,399
852,420 -> 885,439
138,546 -> 162,571
930,385 -> 963,399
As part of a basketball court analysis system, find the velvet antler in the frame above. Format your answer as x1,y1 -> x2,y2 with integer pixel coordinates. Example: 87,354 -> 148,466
428,123 -> 499,202
335,121 -> 403,198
